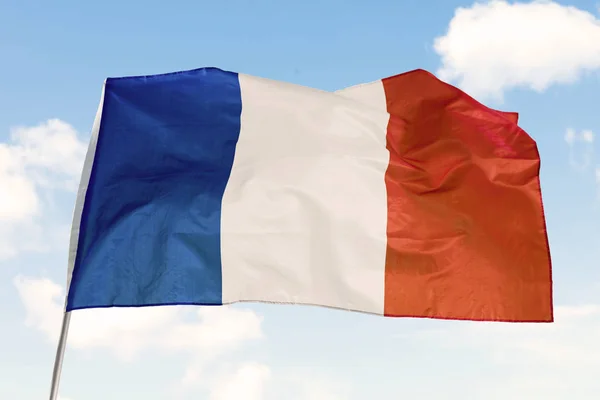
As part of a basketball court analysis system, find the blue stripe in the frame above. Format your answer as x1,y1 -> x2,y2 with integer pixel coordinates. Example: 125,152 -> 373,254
66,68 -> 242,311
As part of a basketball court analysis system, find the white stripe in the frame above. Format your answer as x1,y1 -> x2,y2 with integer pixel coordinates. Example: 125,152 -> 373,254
220,75 -> 390,314
65,81 -> 106,298
335,80 -> 387,109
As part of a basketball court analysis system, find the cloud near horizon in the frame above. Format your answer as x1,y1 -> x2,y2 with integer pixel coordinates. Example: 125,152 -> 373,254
13,275 -> 264,362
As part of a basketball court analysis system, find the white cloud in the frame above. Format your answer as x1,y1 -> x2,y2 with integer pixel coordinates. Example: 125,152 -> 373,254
563,128 -> 600,198
565,128 -> 577,145
399,304 -> 600,398
413,304 -> 600,368
209,363 -> 272,400
564,128 -> 595,171
13,275 -> 263,361
193,363 -> 349,400
172,300 -> 600,400
581,129 -> 595,143
0,119 -> 86,260
279,372 -> 350,400
7,119 -> 87,188
434,0 -> 600,100
468,305 -> 600,398
463,305 -> 600,366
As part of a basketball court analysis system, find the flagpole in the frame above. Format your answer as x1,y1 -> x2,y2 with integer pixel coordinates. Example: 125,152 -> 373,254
47,79 -> 105,400
48,311 -> 72,400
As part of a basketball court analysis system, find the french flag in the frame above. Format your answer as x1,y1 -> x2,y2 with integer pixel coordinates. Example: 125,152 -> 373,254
65,68 -> 553,322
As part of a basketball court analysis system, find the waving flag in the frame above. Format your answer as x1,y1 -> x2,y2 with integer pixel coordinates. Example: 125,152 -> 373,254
65,68 -> 552,322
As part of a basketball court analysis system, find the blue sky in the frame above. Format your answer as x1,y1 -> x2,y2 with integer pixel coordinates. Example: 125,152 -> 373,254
1,0 -> 600,399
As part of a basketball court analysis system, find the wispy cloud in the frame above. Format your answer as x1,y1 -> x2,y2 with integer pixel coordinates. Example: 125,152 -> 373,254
564,128 -> 595,171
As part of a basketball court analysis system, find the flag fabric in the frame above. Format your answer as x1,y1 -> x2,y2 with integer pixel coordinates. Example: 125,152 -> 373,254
65,68 -> 553,322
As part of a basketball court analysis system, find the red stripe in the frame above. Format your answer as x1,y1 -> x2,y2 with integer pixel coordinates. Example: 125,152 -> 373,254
381,70 -> 553,322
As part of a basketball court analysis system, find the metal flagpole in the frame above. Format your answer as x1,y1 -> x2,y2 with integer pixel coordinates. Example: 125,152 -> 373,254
48,311 -> 72,400
47,79 -> 106,400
